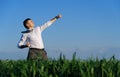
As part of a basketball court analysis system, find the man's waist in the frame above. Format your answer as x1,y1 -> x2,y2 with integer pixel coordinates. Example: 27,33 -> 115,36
29,48 -> 45,51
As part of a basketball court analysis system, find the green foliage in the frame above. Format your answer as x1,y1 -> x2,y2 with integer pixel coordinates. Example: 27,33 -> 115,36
0,55 -> 120,77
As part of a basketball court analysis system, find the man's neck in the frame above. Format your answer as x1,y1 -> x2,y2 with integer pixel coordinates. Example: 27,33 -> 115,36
28,27 -> 34,30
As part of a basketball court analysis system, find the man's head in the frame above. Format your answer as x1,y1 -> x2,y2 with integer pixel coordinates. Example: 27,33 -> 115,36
23,18 -> 34,29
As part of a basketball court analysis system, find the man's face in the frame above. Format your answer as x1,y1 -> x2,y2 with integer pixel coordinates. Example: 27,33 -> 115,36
26,20 -> 34,29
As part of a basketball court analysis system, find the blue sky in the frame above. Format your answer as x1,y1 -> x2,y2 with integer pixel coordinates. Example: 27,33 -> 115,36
0,0 -> 120,59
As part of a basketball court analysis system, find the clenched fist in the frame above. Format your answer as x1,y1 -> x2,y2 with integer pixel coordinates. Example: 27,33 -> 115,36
57,14 -> 62,18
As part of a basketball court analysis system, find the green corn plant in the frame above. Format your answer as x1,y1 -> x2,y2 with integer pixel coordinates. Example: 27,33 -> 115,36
0,55 -> 120,77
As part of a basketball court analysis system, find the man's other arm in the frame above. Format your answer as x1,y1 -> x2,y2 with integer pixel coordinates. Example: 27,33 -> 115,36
40,14 -> 62,32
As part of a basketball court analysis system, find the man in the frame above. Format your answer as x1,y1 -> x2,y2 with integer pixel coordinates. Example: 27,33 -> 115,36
18,14 -> 62,60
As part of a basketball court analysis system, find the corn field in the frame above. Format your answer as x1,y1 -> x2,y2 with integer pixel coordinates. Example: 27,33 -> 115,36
0,53 -> 120,77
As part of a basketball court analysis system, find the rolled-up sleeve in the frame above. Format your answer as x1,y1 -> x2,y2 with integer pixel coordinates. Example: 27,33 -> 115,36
40,21 -> 53,32
17,34 -> 27,48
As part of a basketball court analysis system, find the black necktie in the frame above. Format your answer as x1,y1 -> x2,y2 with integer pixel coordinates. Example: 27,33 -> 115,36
21,29 -> 33,33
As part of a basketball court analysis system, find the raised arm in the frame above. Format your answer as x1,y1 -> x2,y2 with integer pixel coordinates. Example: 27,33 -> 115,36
40,14 -> 62,32
50,14 -> 62,23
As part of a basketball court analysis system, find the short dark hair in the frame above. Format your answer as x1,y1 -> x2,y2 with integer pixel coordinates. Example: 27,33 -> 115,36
23,18 -> 31,29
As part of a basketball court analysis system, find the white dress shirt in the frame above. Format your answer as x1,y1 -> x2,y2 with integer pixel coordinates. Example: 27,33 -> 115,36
18,21 -> 53,49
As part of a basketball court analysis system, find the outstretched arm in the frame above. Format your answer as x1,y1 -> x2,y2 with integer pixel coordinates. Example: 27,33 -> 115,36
50,14 -> 62,23
40,14 -> 62,32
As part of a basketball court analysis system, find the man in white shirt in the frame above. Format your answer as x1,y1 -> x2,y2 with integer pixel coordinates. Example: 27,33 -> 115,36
18,14 -> 62,60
